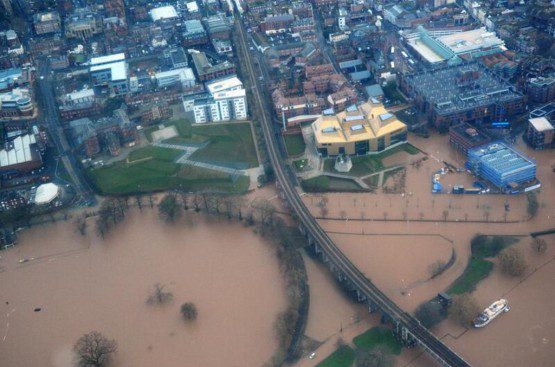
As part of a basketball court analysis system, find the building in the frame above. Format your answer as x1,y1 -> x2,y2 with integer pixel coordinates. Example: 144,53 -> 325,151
154,68 -> 196,89
168,48 -> 188,68
0,68 -> 30,92
58,88 -> 99,121
182,19 -> 208,46
33,183 -> 60,205
449,123 -> 490,154
149,5 -> 179,22
0,134 -> 42,176
311,99 -> 407,157
466,142 -> 537,192
190,51 -> 236,82
0,88 -> 34,118
33,11 -> 61,35
90,53 -> 128,95
69,118 -> 100,158
406,27 -> 505,65
187,76 -> 248,123
65,8 -> 103,40
204,14 -> 232,39
526,117 -> 554,150
527,77 -> 555,104
401,63 -> 525,130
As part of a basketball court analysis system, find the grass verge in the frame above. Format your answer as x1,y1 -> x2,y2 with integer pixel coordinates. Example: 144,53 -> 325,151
316,346 -> 355,367
284,134 -> 306,157
301,176 -> 363,192
448,235 -> 520,294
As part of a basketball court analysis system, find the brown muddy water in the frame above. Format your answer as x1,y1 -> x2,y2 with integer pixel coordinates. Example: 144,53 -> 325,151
0,210 -> 287,367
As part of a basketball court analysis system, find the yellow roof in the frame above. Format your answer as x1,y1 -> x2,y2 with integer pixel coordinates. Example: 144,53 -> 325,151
313,100 -> 406,144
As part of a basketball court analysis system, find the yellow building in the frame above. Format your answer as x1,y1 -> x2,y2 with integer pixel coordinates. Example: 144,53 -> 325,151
311,99 -> 407,156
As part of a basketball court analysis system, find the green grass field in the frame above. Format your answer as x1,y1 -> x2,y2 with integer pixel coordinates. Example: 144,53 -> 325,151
316,346 -> 355,367
150,119 -> 259,168
317,327 -> 402,367
353,327 -> 402,355
293,159 -> 308,172
86,146 -> 249,195
301,176 -> 363,193
448,235 -> 520,294
324,143 -> 419,177
284,134 -> 306,157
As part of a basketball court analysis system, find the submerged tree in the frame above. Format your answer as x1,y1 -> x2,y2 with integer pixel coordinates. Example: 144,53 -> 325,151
158,193 -> 181,223
74,331 -> 117,367
499,246 -> 527,276
146,283 -> 174,305
449,294 -> 480,327
180,302 -> 198,321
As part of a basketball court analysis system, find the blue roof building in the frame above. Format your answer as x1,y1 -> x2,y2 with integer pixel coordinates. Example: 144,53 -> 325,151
466,142 -> 536,191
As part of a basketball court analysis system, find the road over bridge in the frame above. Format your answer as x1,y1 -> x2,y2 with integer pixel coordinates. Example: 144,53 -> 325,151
233,12 -> 471,367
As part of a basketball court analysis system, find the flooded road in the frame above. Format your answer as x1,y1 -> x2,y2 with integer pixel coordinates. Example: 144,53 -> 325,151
0,210 -> 287,367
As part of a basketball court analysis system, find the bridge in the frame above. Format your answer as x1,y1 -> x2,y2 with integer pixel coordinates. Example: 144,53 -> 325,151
233,13 -> 471,367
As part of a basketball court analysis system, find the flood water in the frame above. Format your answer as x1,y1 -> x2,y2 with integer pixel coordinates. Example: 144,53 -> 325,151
0,210 -> 287,367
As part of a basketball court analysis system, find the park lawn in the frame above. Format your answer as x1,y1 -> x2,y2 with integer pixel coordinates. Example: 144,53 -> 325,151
448,259 -> 493,295
301,175 -> 363,193
87,146 -> 250,195
324,143 -> 419,177
353,327 -> 402,355
127,146 -> 183,162
316,346 -> 355,367
284,134 -> 306,157
447,235 -> 520,295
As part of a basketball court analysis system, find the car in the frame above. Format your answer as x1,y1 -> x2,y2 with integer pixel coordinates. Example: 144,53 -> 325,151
308,352 -> 317,359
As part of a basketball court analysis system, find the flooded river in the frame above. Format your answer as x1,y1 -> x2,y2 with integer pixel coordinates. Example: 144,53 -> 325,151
0,210 -> 287,367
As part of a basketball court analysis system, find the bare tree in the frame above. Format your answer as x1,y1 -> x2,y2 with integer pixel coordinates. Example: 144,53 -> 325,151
340,210 -> 347,220
499,247 -> 527,276
76,214 -> 87,236
383,212 -> 388,221
135,195 -> 143,211
74,331 -> 117,367
146,283 -> 174,305
442,210 -> 449,222
531,238 -> 547,254
192,194 -> 202,212
449,294 -> 480,327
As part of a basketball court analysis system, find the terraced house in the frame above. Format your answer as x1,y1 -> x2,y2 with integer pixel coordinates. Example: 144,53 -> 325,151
312,99 -> 407,157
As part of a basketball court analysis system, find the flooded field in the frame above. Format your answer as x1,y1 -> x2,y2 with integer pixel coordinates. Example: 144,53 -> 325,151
300,133 -> 554,365
0,211 -> 287,367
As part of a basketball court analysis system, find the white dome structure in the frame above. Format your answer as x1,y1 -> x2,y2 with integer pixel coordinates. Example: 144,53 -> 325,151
34,183 -> 60,205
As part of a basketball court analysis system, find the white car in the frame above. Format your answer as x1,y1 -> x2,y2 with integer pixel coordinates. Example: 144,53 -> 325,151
308,352 -> 317,359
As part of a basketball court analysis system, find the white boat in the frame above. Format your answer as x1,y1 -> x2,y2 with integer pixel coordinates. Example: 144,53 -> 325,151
473,299 -> 510,328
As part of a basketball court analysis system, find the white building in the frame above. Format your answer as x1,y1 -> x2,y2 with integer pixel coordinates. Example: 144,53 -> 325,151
187,75 -> 248,123
155,68 -> 196,89
34,183 -> 60,205
89,53 -> 129,94
149,6 -> 178,22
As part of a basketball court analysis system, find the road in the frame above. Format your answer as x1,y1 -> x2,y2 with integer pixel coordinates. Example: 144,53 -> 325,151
36,60 -> 96,205
234,11 -> 471,367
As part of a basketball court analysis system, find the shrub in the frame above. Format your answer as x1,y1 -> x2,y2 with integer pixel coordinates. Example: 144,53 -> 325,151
180,302 -> 198,321
415,301 -> 444,329
449,294 -> 480,327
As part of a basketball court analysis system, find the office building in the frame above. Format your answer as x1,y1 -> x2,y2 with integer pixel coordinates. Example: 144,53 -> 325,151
90,53 -> 128,95
0,88 -> 34,118
449,123 -> 491,154
312,99 -> 407,157
65,8 -> 103,40
401,63 -> 525,130
182,19 -> 208,46
33,11 -> 61,35
190,51 -> 236,81
526,117 -> 554,150
155,68 -> 196,89
527,76 -> 555,104
466,142 -> 537,192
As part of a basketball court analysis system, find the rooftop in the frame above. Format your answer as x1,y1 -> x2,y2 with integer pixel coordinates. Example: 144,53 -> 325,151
437,28 -> 504,55
0,134 -> 39,168
313,99 -> 406,145
34,183 -> 60,205
405,63 -> 522,115
90,61 -> 127,81
90,53 -> 125,66
450,123 -> 490,144
529,117 -> 554,132
468,141 -> 535,177
149,5 -> 178,22
206,75 -> 243,94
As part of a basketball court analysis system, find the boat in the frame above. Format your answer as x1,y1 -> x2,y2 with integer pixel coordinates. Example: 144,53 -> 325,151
473,299 -> 510,328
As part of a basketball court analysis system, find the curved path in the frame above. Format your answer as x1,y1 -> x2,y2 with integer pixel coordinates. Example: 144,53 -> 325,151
233,13 -> 470,367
